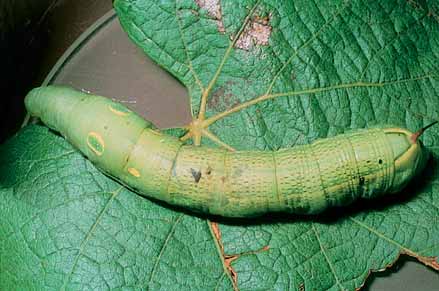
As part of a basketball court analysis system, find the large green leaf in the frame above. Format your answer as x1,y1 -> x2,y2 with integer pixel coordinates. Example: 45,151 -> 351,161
2,0 -> 439,290
0,126 -> 233,291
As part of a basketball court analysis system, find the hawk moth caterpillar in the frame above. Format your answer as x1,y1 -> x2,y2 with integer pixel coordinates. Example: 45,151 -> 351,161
24,85 -> 432,217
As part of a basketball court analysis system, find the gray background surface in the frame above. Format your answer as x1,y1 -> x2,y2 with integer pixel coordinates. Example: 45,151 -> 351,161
3,1 -> 438,290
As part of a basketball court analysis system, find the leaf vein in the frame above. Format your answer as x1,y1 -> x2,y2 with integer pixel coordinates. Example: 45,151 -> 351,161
265,0 -> 350,95
59,186 -> 123,291
199,0 -> 262,119
175,0 -> 205,92
147,214 -> 184,289
204,73 -> 437,126
311,224 -> 346,291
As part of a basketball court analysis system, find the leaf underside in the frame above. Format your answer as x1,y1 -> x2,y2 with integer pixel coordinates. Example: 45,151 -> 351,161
2,0 -> 439,290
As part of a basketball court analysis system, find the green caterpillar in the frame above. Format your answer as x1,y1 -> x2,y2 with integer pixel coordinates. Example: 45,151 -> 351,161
25,86 -> 431,217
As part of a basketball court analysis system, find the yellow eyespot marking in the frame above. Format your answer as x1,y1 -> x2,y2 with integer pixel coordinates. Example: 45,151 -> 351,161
108,103 -> 131,116
128,167 -> 141,177
87,132 -> 105,156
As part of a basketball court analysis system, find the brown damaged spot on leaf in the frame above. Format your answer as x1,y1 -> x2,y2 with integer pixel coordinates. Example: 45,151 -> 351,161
224,254 -> 239,287
401,250 -> 439,270
210,221 -> 239,289
211,221 -> 222,244
355,251 -> 439,291
235,14 -> 272,50
207,81 -> 240,111
210,222 -> 270,290
195,0 -> 225,33
207,86 -> 227,108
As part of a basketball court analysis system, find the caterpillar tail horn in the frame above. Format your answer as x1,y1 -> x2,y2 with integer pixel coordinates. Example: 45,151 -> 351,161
411,121 -> 438,143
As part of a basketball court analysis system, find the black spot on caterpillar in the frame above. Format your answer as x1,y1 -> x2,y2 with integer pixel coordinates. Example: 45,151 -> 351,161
191,168 -> 202,183
24,86 -> 433,217
359,176 -> 365,186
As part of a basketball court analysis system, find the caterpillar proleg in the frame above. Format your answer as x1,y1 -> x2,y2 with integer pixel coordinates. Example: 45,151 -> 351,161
25,86 -> 431,217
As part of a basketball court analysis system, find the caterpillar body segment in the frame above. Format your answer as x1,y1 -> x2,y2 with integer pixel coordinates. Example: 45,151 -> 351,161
25,86 -> 429,217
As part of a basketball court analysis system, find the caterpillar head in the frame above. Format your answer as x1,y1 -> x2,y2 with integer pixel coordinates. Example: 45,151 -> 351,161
386,122 -> 436,193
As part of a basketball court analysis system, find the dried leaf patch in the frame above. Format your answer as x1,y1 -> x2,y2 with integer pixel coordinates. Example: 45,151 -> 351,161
195,0 -> 225,33
235,14 -> 272,50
